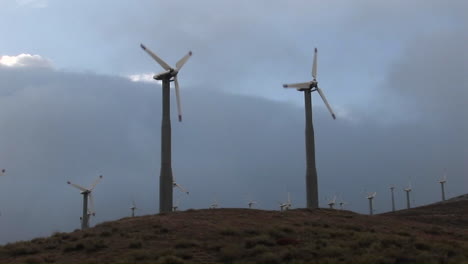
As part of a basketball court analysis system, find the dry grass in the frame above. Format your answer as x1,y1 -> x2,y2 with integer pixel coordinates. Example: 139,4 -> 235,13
0,201 -> 468,263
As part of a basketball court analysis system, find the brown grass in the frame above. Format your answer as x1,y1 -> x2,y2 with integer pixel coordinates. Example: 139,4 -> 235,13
0,200 -> 467,263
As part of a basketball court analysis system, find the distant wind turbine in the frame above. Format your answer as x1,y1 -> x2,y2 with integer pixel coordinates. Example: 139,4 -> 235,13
439,169 -> 447,201
403,182 -> 412,209
279,193 -> 292,211
366,192 -> 376,215
140,44 -> 192,213
283,48 -> 336,209
130,200 -> 139,217
327,195 -> 337,209
389,186 -> 396,212
67,175 -> 103,229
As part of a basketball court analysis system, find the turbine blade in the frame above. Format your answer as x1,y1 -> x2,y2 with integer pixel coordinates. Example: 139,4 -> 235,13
89,175 -> 103,191
316,87 -> 336,119
312,48 -> 318,79
176,51 -> 192,70
283,82 -> 310,89
174,182 -> 189,194
67,181 -> 87,192
140,44 -> 172,71
174,77 -> 182,122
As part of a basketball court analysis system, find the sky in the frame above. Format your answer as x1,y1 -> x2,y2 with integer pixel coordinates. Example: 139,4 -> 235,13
0,0 -> 467,244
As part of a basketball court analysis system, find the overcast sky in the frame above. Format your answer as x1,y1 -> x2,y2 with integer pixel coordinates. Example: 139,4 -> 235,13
0,0 -> 467,244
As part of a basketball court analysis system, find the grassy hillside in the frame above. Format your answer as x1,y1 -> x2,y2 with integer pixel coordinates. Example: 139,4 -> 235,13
1,201 -> 468,263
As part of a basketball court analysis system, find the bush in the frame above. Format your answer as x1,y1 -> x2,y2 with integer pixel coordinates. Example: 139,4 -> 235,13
219,227 -> 240,236
245,235 -> 275,249
219,244 -> 244,262
174,240 -> 199,249
256,252 -> 281,264
129,241 -> 143,249
158,255 -> 185,264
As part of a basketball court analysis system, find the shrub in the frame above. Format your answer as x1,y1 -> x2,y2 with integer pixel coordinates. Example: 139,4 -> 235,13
174,240 -> 199,249
219,245 -> 244,262
245,235 -> 275,249
158,255 -> 185,264
129,241 -> 143,249
219,227 -> 240,236
99,231 -> 112,237
256,252 -> 281,264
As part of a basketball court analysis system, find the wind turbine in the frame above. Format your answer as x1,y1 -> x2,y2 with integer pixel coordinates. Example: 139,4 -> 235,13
327,195 -> 337,209
140,44 -> 192,213
0,169 -> 5,176
366,192 -> 376,216
279,193 -> 292,211
283,48 -> 336,209
389,185 -> 396,212
247,200 -> 256,209
130,200 -> 138,217
439,170 -> 447,201
210,198 -> 219,209
172,199 -> 180,212
67,175 -> 103,229
403,182 -> 412,209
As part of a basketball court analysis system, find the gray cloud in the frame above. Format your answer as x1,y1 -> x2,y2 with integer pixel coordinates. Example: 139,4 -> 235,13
0,58 -> 466,244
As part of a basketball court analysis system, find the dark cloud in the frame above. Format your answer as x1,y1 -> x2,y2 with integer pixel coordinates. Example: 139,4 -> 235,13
0,60 -> 466,244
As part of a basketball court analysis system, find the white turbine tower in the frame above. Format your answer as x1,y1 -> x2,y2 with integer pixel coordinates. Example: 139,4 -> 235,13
67,175 -> 103,229
439,170 -> 447,201
130,200 -> 139,217
403,182 -> 412,209
366,192 -> 376,215
140,44 -> 192,213
210,198 -> 219,209
172,199 -> 180,212
248,200 -> 257,209
279,193 -> 292,211
389,185 -> 396,212
327,195 -> 337,209
283,48 -> 336,209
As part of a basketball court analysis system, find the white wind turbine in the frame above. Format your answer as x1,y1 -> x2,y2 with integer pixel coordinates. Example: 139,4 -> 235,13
389,185 -> 396,212
366,192 -> 376,215
327,195 -> 337,209
0,169 -> 5,176
279,193 -> 292,211
210,197 -> 219,209
130,200 -> 139,217
248,200 -> 257,209
172,199 -> 180,212
283,48 -> 336,209
403,182 -> 412,209
140,44 -> 192,213
439,169 -> 447,201
67,175 -> 103,229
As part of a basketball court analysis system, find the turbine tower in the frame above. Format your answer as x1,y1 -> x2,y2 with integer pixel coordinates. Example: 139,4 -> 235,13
403,183 -> 412,209
67,175 -> 103,229
283,48 -> 336,209
366,192 -> 376,215
130,200 -> 138,217
248,200 -> 256,209
390,185 -> 396,212
279,193 -> 292,211
140,44 -> 192,213
439,170 -> 447,201
327,195 -> 336,209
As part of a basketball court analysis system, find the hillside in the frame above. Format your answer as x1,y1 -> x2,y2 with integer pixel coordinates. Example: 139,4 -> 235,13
1,201 -> 467,264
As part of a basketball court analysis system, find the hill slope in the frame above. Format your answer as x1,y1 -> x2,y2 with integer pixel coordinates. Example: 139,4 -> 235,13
1,202 -> 468,264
